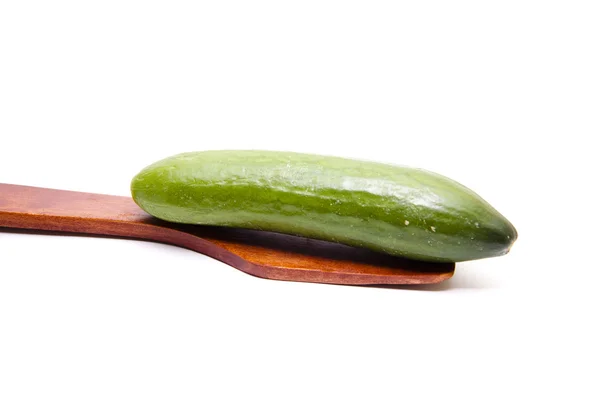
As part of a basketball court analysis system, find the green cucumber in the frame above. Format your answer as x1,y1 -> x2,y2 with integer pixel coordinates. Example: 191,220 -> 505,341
131,150 -> 517,262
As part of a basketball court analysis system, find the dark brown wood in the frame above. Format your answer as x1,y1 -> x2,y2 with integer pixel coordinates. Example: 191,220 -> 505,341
0,183 -> 454,285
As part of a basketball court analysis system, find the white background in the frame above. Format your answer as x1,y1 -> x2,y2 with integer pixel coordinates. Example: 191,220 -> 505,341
1,1 -> 598,399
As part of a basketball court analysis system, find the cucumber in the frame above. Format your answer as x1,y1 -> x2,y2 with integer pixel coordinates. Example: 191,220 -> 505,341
131,150 -> 517,262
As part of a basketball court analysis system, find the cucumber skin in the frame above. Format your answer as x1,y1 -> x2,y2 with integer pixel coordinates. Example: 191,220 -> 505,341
131,150 -> 517,262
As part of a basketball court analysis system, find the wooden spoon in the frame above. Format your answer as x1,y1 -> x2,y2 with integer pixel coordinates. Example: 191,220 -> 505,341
0,183 -> 454,285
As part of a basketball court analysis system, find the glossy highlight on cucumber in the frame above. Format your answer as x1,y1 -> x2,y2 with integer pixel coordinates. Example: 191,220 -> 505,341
131,150 -> 517,262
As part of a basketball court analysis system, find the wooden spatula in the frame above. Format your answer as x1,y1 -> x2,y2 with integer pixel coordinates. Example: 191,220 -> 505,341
0,183 -> 454,285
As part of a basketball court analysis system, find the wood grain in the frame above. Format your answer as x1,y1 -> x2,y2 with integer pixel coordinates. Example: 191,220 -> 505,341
0,183 -> 454,285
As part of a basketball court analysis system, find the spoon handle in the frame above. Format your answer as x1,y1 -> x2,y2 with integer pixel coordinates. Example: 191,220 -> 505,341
0,183 -> 151,234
